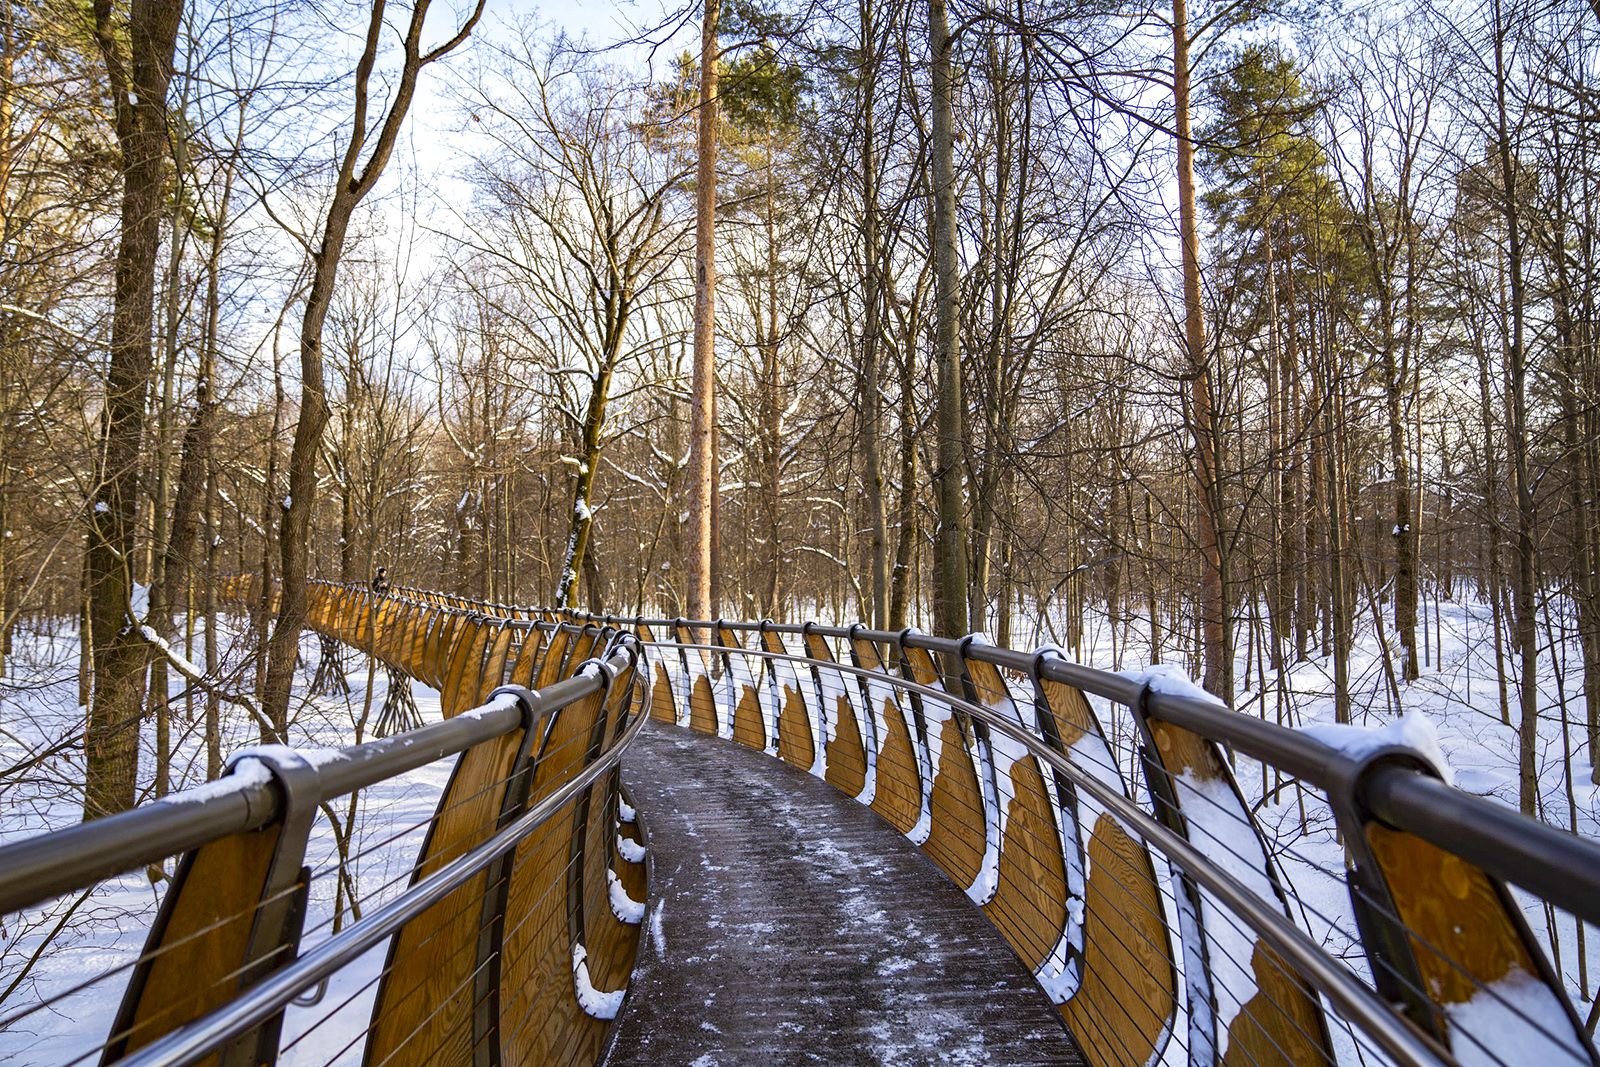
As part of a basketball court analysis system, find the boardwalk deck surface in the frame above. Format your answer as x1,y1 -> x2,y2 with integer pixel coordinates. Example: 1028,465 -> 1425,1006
604,722 -> 1085,1065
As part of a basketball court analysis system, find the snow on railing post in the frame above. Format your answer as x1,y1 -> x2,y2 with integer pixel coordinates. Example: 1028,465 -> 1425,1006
105,746 -> 321,1065
899,637 -> 990,888
952,636 -> 1004,907
844,624 -> 885,808
963,643 -> 1075,976
754,620 -> 783,755
1130,679 -> 1334,1066
891,629 -> 937,845
676,618 -> 717,736
1027,651 -> 1178,1067
563,650 -> 646,1027
1325,737 -> 1598,1064
671,617 -> 704,732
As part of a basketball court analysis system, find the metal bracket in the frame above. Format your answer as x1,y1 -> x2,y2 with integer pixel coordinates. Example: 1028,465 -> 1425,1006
219,746 -> 321,1067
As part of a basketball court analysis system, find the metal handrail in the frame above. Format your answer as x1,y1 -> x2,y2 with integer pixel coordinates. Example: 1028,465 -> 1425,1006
570,613 -> 1600,928
334,584 -> 1600,923
0,656 -> 623,917
199,580 -> 1600,1065
110,674 -> 653,1067
640,638 -> 1455,1065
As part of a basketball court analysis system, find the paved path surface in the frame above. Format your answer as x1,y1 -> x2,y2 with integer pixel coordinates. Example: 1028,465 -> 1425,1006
604,722 -> 1085,1066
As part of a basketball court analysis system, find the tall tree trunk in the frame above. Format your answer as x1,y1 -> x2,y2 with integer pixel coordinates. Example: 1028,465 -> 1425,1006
1172,0 -> 1228,701
259,0 -> 483,731
928,0 -> 969,641
1379,295 -> 1420,682
859,19 -> 889,630
889,327 -> 918,630
146,194 -> 184,800
556,313 -> 623,608
685,0 -> 720,622
1492,6 -> 1540,814
83,0 -> 184,819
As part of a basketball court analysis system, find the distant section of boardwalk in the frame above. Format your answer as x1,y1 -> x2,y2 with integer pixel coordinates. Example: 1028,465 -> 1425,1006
605,722 -> 1085,1066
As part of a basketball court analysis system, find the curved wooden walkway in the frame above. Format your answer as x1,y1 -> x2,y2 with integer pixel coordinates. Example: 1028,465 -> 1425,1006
604,722 -> 1086,1065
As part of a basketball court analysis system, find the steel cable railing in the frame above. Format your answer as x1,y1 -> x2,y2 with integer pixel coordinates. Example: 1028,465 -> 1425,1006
540,604 -> 1600,1067
8,579 -> 1595,1067
0,582 -> 651,1067
111,696 -> 652,1067
322,585 -> 1600,1066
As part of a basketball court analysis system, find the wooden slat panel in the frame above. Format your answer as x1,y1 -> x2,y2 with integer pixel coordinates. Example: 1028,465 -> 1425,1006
509,628 -> 546,688
534,628 -> 572,689
111,827 -> 282,1062
363,722 -> 529,1066
761,630 -> 814,770
478,625 -> 515,706
964,657 -> 1062,963
584,671 -> 641,995
855,639 -> 920,834
1144,719 -> 1333,1067
499,689 -> 610,1067
902,646 -> 986,891
717,625 -> 765,750
688,675 -> 718,737
441,621 -> 490,719
1039,677 -> 1176,1067
637,624 -> 677,726
805,634 -> 866,797
1364,823 -> 1591,1060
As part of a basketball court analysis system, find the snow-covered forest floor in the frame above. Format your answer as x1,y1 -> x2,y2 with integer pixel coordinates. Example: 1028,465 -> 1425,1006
0,598 -> 1595,1064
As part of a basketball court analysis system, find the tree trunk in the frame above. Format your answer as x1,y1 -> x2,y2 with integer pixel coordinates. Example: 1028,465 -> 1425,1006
557,313 -> 623,608
859,28 -> 889,630
1491,7 -> 1540,814
1172,0 -> 1229,701
260,0 -> 482,730
685,0 -> 720,623
928,0 -> 969,641
83,0 -> 184,819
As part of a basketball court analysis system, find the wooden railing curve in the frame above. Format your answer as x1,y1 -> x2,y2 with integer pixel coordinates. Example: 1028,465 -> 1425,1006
6,579 -> 1599,1067
0,577 -> 651,1067
508,597 -> 1596,1067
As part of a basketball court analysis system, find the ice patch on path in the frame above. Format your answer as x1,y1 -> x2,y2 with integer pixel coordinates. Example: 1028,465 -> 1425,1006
649,900 -> 666,956
1299,710 -> 1453,785
1445,967 -> 1587,1067
571,943 -> 624,1019
1116,663 -> 1226,707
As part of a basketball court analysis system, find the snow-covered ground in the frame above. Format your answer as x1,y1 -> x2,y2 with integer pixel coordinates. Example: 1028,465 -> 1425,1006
0,596 -> 1595,1064
0,620 -> 455,1065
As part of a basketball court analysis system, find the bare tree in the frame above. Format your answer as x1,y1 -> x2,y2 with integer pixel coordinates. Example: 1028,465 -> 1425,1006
260,0 -> 485,734
81,0 -> 184,818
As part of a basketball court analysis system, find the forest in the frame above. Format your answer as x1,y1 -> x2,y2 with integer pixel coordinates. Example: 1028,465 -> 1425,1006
2,0 -> 1599,851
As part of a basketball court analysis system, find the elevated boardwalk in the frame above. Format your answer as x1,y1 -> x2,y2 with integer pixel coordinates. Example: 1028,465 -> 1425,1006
607,722 -> 1084,1065
5,578 -> 1598,1067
